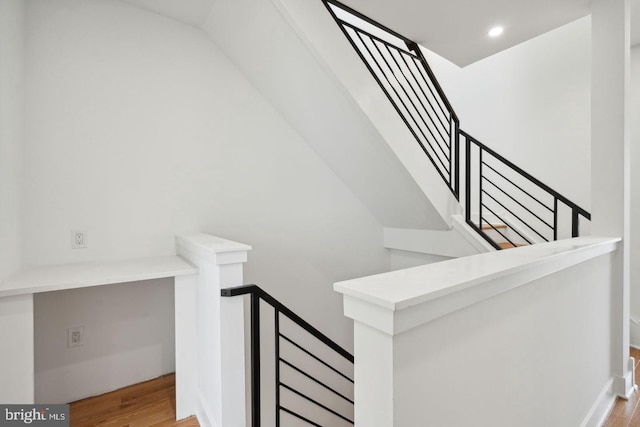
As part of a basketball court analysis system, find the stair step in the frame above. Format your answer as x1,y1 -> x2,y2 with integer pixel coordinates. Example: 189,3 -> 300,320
498,242 -> 526,249
481,223 -> 508,231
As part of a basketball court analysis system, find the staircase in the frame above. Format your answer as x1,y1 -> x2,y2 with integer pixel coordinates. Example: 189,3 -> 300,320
323,0 -> 590,250
222,285 -> 354,427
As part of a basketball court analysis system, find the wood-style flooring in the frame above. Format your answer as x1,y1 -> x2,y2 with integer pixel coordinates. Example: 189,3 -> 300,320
70,350 -> 640,427
69,374 -> 199,427
604,347 -> 640,427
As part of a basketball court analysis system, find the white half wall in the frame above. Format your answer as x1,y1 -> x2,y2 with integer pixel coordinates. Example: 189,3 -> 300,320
0,0 -> 24,282
391,255 -> 615,427
336,238 -> 619,427
25,0 -> 390,402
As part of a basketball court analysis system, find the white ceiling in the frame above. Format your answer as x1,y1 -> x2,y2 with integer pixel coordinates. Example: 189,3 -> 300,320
342,0 -> 640,66
120,0 -> 639,66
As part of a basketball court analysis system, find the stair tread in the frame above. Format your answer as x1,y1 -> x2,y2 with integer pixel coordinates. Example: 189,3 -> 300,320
481,223 -> 508,230
498,242 -> 526,249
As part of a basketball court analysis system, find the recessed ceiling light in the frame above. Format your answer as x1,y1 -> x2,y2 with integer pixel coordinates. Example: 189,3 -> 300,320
488,26 -> 504,37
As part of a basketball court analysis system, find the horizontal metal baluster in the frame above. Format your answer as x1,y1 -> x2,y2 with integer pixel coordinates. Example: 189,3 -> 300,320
280,333 -> 354,383
482,190 -> 544,243
369,38 -> 450,169
352,30 -> 450,177
394,50 -> 450,144
281,383 -> 354,424
401,54 -> 450,135
280,358 -> 354,404
482,175 -> 554,229
280,407 -> 322,427
482,161 -> 553,212
383,45 -> 450,162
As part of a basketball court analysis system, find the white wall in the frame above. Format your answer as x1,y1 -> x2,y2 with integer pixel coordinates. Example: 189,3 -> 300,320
34,279 -> 175,403
25,0 -> 389,402
426,17 -> 592,211
389,249 -> 451,270
0,0 -> 24,282
391,255 -> 613,426
203,0 -> 455,231
630,45 -> 640,345
338,240 -> 618,427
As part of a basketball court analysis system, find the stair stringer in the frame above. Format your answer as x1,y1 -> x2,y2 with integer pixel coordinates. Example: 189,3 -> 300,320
203,0 -> 461,230
275,0 -> 462,227
384,215 -> 494,259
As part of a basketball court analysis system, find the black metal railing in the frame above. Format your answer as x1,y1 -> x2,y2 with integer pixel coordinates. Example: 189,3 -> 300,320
323,0 -> 459,199
323,0 -> 591,250
462,131 -> 591,250
221,284 -> 354,427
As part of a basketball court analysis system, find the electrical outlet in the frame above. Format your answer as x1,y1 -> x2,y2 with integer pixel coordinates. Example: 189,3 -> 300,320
71,230 -> 87,249
68,326 -> 84,348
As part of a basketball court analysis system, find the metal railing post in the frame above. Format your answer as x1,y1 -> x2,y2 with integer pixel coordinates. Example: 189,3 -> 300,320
454,116 -> 460,199
572,208 -> 580,238
465,133 -> 471,224
553,198 -> 559,241
250,293 -> 261,427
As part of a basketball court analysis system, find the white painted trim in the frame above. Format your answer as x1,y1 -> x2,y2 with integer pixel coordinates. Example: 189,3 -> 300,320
196,391 -> 219,427
0,256 -> 198,298
176,233 -> 252,265
383,226 -> 482,258
614,365 -> 636,399
451,215 -> 495,252
579,378 -> 616,427
175,274 -> 199,420
0,294 -> 34,403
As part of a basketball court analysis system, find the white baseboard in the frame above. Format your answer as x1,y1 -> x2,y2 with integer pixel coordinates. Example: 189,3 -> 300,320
196,391 -> 219,427
580,378 -> 616,427
630,317 -> 640,348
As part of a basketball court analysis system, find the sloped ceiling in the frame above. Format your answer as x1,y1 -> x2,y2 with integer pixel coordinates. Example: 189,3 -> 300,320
119,0 -> 214,27
121,0 -> 639,66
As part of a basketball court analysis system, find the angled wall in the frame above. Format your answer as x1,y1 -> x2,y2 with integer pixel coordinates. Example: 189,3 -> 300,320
24,0 -> 389,402
202,0 -> 456,232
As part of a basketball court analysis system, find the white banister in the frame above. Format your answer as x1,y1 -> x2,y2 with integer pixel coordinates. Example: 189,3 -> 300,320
175,234 -> 252,427
335,237 -> 621,427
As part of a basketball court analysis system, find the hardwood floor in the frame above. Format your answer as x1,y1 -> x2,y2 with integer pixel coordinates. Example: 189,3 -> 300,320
69,374 -> 199,427
71,352 -> 640,427
603,347 -> 640,427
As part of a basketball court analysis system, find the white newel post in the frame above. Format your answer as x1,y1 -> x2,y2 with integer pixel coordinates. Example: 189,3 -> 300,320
176,234 -> 252,427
